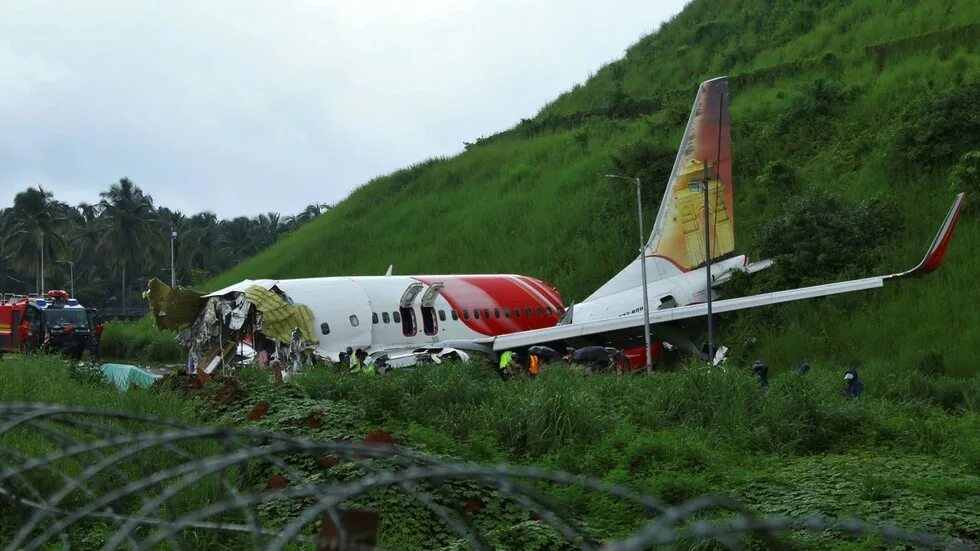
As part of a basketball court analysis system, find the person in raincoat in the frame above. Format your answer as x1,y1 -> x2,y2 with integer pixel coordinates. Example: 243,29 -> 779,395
843,366 -> 864,397
751,360 -> 769,388
349,348 -> 363,374
338,347 -> 353,370
498,350 -> 522,379
528,353 -> 541,376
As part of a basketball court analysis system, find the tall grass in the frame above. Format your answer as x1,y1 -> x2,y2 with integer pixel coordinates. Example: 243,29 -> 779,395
100,318 -> 183,364
2,351 -> 976,545
292,360 -> 978,463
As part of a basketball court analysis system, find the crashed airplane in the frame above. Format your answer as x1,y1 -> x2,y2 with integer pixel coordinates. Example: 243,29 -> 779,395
145,77 -> 965,373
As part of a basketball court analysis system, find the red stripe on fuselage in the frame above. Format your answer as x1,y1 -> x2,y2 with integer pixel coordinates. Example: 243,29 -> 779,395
415,275 -> 565,336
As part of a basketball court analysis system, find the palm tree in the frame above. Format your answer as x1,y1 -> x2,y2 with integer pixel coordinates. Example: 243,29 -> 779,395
69,202 -> 104,265
1,187 -> 70,293
217,216 -> 257,261
183,211 -> 222,276
255,212 -> 286,249
98,178 -> 159,308
293,202 -> 330,226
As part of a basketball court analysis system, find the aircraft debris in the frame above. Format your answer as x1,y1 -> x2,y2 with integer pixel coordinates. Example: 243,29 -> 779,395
144,278 -> 320,379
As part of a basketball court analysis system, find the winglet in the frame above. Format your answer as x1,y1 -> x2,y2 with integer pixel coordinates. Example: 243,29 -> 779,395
890,193 -> 965,279
385,265 -> 393,277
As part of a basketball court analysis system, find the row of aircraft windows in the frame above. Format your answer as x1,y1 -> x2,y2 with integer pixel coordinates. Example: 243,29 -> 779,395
322,306 -> 560,335
368,306 -> 557,325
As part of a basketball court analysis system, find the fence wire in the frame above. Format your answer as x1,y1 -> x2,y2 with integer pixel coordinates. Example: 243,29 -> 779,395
0,403 -> 972,550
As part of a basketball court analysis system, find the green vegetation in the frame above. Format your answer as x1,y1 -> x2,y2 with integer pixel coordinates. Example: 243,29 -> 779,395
100,318 -> 183,364
2,356 -> 977,547
0,181 -> 330,307
5,0 -> 980,546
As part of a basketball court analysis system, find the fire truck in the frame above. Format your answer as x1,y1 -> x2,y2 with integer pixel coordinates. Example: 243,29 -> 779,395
0,290 -> 104,359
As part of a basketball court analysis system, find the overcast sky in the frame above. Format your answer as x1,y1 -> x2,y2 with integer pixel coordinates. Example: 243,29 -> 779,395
1,0 -> 688,218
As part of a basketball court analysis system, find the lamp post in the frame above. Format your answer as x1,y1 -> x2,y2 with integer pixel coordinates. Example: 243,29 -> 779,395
603,174 -> 653,374
691,164 -> 714,365
170,228 -> 177,288
58,260 -> 74,297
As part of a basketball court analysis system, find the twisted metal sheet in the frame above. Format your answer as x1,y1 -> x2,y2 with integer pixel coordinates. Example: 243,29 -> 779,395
0,403 -> 972,550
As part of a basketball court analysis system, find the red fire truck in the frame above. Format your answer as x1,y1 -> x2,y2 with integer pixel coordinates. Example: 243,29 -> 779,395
0,290 -> 104,359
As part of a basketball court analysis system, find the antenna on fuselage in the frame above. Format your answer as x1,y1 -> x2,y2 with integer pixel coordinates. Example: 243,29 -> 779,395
385,265 -> 393,277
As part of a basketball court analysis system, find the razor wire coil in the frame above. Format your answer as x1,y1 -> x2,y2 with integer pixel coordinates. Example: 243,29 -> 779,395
0,403 -> 973,550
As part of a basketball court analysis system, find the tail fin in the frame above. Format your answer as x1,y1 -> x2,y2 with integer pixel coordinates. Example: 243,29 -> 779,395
647,76 -> 734,270
584,77 -> 733,303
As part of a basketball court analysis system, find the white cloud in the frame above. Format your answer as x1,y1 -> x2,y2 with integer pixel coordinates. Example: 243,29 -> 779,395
0,0 -> 687,216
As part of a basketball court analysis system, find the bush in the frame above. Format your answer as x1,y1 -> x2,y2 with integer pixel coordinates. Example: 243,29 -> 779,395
948,150 -> 980,214
745,187 -> 903,290
891,81 -> 980,173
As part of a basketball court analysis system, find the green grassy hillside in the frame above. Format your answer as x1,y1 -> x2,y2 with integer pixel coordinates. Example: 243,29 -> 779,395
208,0 -> 980,374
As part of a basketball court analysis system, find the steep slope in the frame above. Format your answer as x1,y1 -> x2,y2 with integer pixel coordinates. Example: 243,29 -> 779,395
211,0 -> 980,373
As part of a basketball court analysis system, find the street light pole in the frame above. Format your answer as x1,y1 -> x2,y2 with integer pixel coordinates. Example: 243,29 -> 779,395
170,228 -> 177,288
604,174 -> 654,373
702,161 -> 714,365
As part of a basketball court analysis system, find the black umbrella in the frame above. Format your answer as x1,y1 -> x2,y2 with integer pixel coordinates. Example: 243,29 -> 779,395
571,346 -> 611,363
528,345 -> 560,359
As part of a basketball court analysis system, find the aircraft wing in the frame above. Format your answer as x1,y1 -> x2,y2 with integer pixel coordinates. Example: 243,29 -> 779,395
481,193 -> 965,352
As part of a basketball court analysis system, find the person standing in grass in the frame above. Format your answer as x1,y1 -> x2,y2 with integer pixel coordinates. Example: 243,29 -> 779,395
349,348 -> 362,374
751,360 -> 769,388
843,366 -> 863,397
339,347 -> 352,370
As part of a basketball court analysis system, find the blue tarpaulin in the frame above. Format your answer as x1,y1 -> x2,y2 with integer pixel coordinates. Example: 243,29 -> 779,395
99,363 -> 162,390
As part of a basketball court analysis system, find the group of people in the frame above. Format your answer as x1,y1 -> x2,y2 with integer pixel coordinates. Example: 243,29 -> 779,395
750,359 -> 864,397
498,350 -> 545,379
338,347 -> 373,375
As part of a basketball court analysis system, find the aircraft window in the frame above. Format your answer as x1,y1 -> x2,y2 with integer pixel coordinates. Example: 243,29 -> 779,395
483,309 -> 490,319
393,311 -> 401,323
514,308 -> 520,318
349,315 -> 359,327
537,307 -> 544,317
451,310 -> 459,321
494,308 -> 500,319
504,308 -> 511,318
320,323 -> 330,335
372,313 -> 379,324
473,309 -> 479,320
382,312 -> 390,323
525,307 -> 532,318
438,309 -> 446,321
547,307 -> 553,316
463,309 -> 470,320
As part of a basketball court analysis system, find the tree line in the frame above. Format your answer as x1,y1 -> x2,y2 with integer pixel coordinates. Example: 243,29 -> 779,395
0,179 -> 328,309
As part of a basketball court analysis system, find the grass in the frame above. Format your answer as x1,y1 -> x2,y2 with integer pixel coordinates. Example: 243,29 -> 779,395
1,355 -> 976,546
100,318 -> 182,364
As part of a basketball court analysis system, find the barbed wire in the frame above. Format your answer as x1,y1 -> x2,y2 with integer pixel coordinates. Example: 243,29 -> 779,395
0,403 -> 973,550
